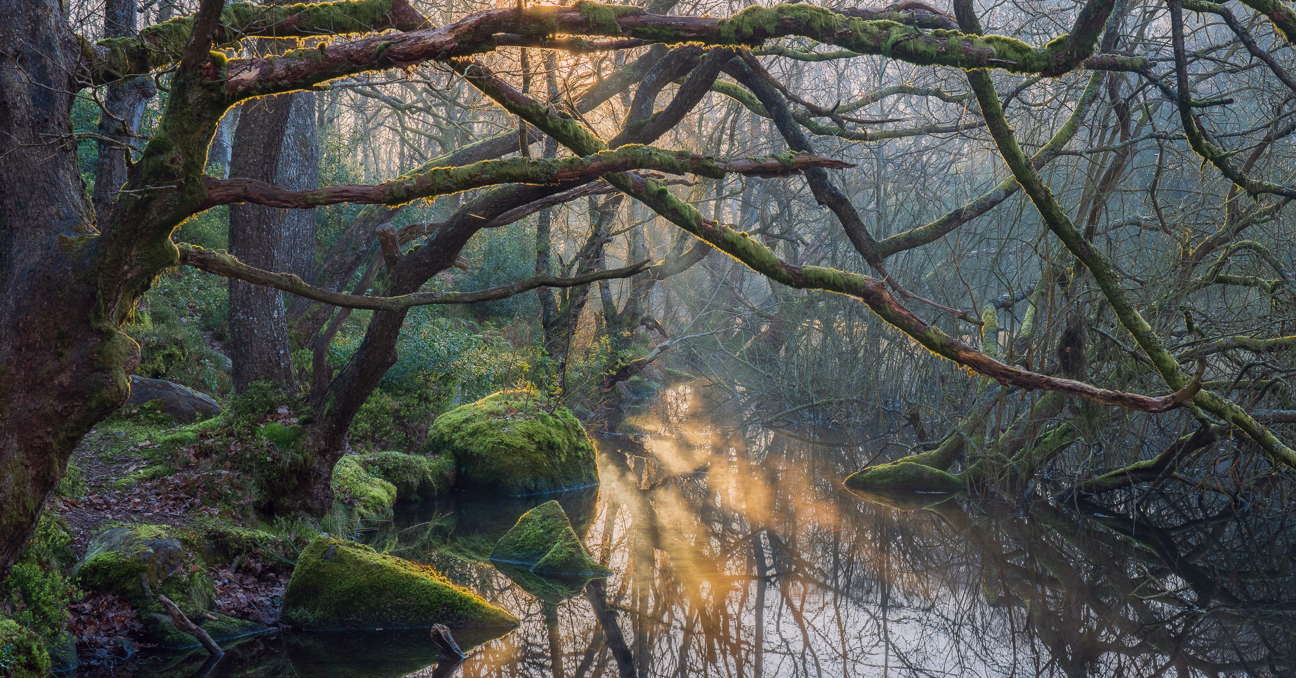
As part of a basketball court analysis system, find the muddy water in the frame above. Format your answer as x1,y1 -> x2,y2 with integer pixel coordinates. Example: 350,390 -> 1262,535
134,389 -> 1296,677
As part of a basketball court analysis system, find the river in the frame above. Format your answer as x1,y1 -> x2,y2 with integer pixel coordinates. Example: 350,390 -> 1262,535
129,386 -> 1296,677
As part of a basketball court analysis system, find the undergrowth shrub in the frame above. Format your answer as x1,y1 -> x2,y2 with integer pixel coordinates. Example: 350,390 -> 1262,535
131,267 -> 231,397
0,513 -> 78,640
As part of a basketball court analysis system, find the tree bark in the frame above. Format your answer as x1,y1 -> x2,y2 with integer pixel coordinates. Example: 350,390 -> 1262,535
0,0 -> 131,578
228,90 -> 317,392
91,0 -> 158,228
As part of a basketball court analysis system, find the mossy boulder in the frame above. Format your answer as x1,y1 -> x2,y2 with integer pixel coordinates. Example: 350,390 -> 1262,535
423,390 -> 598,496
332,456 -> 398,520
490,501 -> 612,577
73,524 -> 214,617
281,537 -> 518,630
144,612 -> 266,649
0,617 -> 51,678
398,487 -> 599,565
361,451 -> 454,502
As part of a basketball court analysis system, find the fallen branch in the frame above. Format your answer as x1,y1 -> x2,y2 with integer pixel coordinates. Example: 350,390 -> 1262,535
157,594 -> 223,657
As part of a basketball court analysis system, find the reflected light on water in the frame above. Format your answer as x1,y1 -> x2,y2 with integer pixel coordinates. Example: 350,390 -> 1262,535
125,386 -> 1296,677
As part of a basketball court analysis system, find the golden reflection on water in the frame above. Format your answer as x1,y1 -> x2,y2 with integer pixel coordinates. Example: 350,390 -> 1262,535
136,385 -> 1292,678
412,385 -> 1294,678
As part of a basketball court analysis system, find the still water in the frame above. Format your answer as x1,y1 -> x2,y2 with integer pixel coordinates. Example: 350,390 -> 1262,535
133,389 -> 1295,677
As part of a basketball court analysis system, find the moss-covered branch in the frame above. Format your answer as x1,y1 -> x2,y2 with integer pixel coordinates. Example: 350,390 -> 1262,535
1233,0 -> 1296,45
1176,335 -> 1296,361
219,2 -> 1148,105
876,70 -> 1105,257
83,0 -> 426,84
201,145 -> 850,210
177,243 -> 650,309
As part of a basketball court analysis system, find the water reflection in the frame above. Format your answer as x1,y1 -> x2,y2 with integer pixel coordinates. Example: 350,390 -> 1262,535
128,386 -> 1295,677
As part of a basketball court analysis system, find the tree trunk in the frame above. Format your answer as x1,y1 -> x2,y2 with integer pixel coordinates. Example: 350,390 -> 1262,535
228,91 -> 317,392
91,0 -> 157,227
0,0 -> 132,577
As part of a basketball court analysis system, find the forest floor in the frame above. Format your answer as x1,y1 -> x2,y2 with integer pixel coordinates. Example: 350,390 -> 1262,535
58,425 -> 286,666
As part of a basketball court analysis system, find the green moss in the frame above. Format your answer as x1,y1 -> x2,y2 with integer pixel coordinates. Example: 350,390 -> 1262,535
362,451 -> 454,502
0,617 -> 50,678
143,611 -> 266,649
191,522 -> 292,568
72,524 -> 214,618
574,1 -> 643,34
260,421 -> 305,449
844,461 -> 965,494
489,500 -> 611,576
332,456 -> 398,520
423,390 -> 599,496
280,537 -> 518,630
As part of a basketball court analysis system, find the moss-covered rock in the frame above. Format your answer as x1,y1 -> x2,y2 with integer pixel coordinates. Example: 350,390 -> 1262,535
280,537 -> 518,630
332,456 -> 398,520
143,611 -> 267,649
397,488 -> 599,565
423,390 -> 598,496
191,522 -> 293,570
490,501 -> 612,577
0,617 -> 51,678
362,451 -> 454,502
73,524 -> 214,617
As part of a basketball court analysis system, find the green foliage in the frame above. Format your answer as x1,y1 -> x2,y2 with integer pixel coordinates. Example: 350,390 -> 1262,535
280,537 -> 518,630
131,267 -> 231,396
349,388 -> 444,453
360,451 -> 454,502
331,312 -> 526,404
55,460 -> 86,499
174,205 -> 229,251
0,513 -> 78,641
229,381 -> 293,424
457,225 -> 541,320
0,617 -> 50,678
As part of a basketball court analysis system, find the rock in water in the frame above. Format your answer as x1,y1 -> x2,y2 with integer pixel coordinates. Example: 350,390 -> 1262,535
489,500 -> 612,577
280,538 -> 518,630
423,390 -> 598,496
126,376 -> 222,422
73,525 -> 214,617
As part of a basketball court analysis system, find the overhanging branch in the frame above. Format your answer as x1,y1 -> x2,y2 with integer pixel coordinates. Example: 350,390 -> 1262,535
199,147 -> 850,211
177,243 -> 650,309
